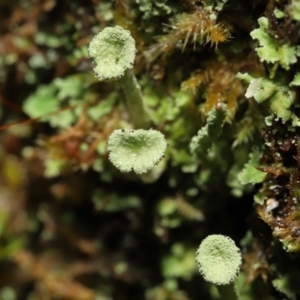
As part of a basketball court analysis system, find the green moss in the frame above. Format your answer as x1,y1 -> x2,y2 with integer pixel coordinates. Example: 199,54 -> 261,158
250,17 -> 297,70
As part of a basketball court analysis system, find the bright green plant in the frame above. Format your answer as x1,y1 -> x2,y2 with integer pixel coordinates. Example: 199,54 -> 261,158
250,17 -> 298,71
238,147 -> 266,185
190,104 -> 227,156
196,234 -> 242,300
237,72 -> 300,126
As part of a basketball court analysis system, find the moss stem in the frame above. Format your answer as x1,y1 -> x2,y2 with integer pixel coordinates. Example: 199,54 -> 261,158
119,69 -> 151,129
217,282 -> 239,300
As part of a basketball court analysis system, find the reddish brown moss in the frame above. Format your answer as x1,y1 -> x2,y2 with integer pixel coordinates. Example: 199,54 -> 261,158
144,9 -> 231,63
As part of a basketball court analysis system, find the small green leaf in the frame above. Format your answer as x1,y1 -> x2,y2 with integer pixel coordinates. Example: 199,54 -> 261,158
274,8 -> 285,19
107,129 -> 167,174
272,275 -> 298,300
269,89 -> 295,123
236,72 -> 254,84
190,104 -> 227,155
279,44 -> 297,69
44,159 -> 66,178
238,148 -> 266,185
245,78 -> 277,103
288,0 -> 300,21
239,73 -> 298,125
87,93 -> 116,121
196,234 -> 242,285
48,109 -> 76,128
162,244 -> 198,280
23,84 -> 59,118
250,18 -> 278,63
250,17 -> 297,70
53,76 -> 83,100
290,73 -> 300,86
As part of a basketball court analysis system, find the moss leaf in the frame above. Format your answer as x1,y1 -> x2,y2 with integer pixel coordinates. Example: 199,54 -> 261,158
190,104 -> 227,155
238,148 -> 266,185
269,89 -> 295,123
290,73 -> 300,86
250,17 -> 297,70
245,78 -> 277,103
23,84 -> 59,118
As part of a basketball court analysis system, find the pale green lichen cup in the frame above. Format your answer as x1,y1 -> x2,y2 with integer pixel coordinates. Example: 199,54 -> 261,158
88,25 -> 136,80
196,234 -> 242,300
107,129 -> 167,174
88,26 -> 150,128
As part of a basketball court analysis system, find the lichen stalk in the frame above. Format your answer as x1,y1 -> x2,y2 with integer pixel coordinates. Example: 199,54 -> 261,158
217,282 -> 240,300
119,69 -> 151,129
